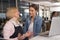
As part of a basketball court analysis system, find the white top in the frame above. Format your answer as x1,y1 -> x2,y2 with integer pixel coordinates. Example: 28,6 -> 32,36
28,22 -> 34,33
49,17 -> 60,37
3,18 -> 23,40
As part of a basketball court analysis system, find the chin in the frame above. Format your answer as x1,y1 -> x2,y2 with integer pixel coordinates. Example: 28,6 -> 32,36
30,15 -> 33,17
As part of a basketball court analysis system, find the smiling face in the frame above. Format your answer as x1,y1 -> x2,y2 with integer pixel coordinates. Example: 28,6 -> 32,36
29,7 -> 37,17
29,4 -> 38,18
14,9 -> 20,19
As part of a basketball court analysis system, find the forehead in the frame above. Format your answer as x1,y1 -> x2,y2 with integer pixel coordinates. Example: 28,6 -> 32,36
29,7 -> 35,10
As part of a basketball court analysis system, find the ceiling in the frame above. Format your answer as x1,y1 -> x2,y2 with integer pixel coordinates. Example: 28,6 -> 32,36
21,0 -> 60,2
21,0 -> 60,7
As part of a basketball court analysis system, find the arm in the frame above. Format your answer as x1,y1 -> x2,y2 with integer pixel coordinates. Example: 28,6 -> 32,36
23,20 -> 28,34
3,22 -> 13,40
40,31 -> 49,36
35,17 -> 42,36
19,31 -> 33,40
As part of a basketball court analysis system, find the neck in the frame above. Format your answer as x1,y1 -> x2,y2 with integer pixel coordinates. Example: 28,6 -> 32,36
12,17 -> 18,23
31,16 -> 35,22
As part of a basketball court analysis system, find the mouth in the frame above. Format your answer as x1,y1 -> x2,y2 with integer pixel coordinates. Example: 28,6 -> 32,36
30,16 -> 33,18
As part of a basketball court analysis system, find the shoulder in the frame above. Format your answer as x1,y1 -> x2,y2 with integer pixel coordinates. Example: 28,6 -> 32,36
25,17 -> 30,23
36,16 -> 42,21
4,20 -> 14,29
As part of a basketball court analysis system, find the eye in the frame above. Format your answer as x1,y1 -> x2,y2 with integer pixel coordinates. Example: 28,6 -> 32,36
30,10 -> 33,12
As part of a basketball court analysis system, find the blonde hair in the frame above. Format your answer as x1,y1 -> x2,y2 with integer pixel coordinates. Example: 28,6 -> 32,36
6,7 -> 18,19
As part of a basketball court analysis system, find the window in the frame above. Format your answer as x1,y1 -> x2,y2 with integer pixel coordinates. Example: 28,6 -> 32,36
0,0 -> 16,13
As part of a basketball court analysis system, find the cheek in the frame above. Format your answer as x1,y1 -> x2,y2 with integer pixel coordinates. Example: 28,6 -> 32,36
29,11 -> 32,16
29,12 -> 35,16
33,11 -> 36,15
15,12 -> 19,17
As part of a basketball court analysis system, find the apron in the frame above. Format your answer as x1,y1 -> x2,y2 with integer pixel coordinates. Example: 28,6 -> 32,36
10,24 -> 23,38
10,23 -> 28,40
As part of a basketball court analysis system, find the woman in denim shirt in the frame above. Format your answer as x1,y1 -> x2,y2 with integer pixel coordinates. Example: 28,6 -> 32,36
23,4 -> 42,39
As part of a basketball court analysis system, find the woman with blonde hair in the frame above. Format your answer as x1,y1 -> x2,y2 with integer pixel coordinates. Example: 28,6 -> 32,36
3,7 -> 23,40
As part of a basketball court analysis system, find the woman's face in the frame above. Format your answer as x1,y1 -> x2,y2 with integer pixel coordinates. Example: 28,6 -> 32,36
14,9 -> 20,19
29,7 -> 37,17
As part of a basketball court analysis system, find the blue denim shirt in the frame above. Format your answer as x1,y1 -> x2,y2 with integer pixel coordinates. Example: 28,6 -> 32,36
23,16 -> 42,36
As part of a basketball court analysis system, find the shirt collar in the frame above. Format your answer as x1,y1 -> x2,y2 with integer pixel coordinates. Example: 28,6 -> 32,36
9,18 -> 20,26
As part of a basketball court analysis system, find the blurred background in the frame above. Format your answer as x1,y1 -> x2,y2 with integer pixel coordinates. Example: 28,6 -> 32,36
0,0 -> 60,39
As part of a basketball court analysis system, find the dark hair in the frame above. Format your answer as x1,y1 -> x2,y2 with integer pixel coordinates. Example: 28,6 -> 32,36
50,11 -> 57,19
29,4 -> 38,11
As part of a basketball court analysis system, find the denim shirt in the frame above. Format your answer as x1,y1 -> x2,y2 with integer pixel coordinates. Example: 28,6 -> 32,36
23,16 -> 42,36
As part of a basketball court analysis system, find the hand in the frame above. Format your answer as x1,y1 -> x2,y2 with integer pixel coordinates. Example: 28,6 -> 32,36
20,34 -> 26,40
18,33 -> 22,40
18,34 -> 26,40
25,31 -> 33,37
